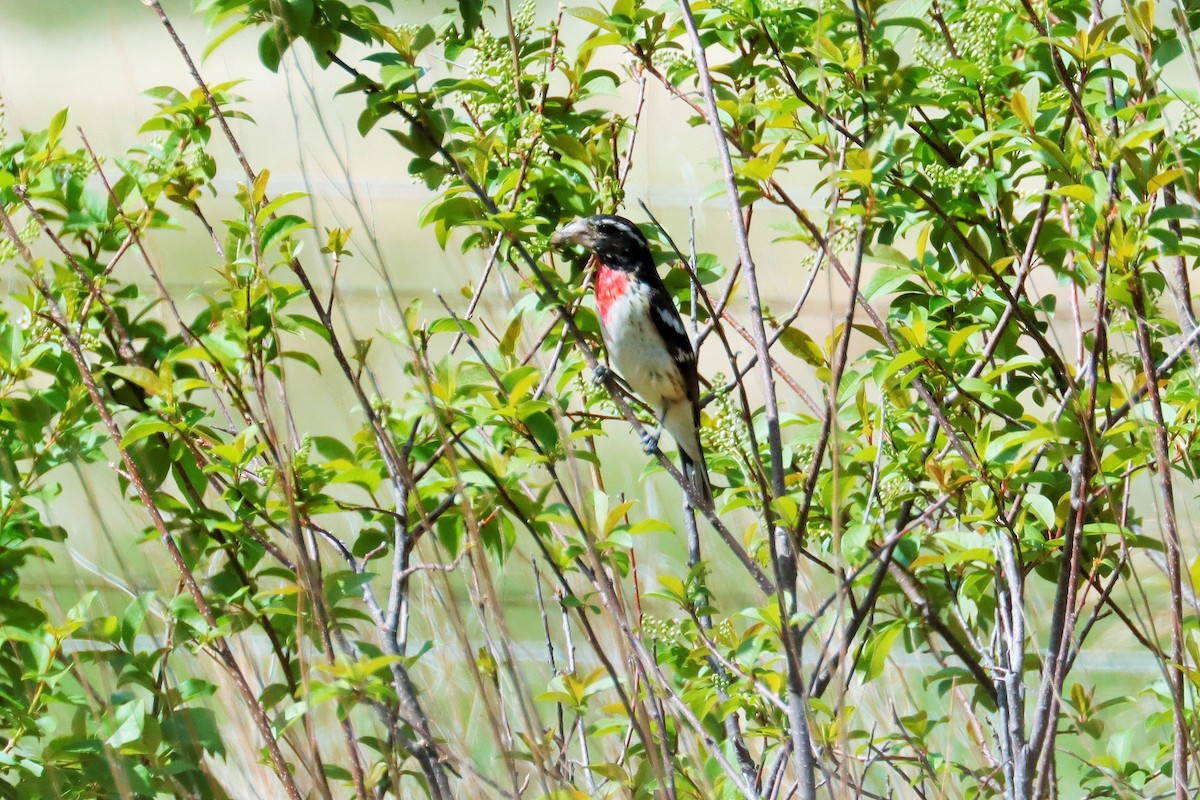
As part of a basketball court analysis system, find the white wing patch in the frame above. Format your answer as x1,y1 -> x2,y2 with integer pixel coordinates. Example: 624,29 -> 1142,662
655,304 -> 687,338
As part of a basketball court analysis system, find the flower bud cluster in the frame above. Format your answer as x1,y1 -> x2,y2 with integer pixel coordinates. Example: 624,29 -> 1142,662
876,470 -> 904,507
755,81 -> 789,104
792,443 -> 815,483
654,48 -> 695,79
294,433 -> 313,465
513,114 -> 554,163
514,0 -> 537,33
1175,105 -> 1200,145
923,161 -> 986,191
765,0 -> 808,10
798,225 -> 855,271
643,615 -> 683,645
469,35 -> 517,110
913,6 -> 1005,90
704,375 -> 747,457
575,372 -> 630,427
0,215 -> 39,264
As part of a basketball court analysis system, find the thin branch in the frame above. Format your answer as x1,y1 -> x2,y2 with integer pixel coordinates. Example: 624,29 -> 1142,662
677,3 -> 817,795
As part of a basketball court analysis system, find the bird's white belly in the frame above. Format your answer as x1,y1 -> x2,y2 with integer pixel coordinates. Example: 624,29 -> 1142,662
602,285 -> 686,406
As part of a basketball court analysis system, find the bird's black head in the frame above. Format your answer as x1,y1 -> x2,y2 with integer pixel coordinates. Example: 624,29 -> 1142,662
551,214 -> 653,273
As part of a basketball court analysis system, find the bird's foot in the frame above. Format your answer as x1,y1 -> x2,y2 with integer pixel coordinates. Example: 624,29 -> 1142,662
641,429 -> 662,454
592,364 -> 613,387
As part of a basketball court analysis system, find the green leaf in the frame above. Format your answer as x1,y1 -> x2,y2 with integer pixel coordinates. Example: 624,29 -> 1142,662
1009,92 -> 1032,129
948,323 -> 989,358
120,593 -> 155,650
106,700 -> 147,750
1052,184 -> 1095,205
0,323 -> 24,370
1147,168 -> 1186,195
107,366 -> 167,398
457,0 -> 483,31
256,191 -> 310,224
498,312 -> 523,359
864,622 -> 905,682
587,762 -> 627,782
258,27 -> 285,72
120,419 -> 175,447
881,348 -> 924,383
1024,493 -> 1057,529
568,7 -> 614,26
629,518 -> 673,535
279,0 -> 314,37
47,107 -> 69,149
779,326 -> 825,368
1117,119 -> 1165,152
283,350 -> 321,373
863,267 -> 917,300
203,19 -> 250,59
261,214 -> 312,250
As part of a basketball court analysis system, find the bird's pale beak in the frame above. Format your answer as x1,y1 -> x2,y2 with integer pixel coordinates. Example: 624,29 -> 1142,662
551,218 -> 593,249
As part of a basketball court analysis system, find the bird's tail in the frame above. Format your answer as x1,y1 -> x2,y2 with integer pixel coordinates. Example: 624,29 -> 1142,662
665,401 -> 712,507
680,450 -> 713,508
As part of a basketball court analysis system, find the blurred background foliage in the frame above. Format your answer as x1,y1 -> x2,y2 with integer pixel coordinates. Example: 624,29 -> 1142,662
2,0 -> 1200,798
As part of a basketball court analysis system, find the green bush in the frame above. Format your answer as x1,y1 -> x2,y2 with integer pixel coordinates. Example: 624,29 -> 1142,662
2,0 -> 1198,797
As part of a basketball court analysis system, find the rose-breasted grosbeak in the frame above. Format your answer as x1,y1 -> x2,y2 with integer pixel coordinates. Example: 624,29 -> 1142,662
552,214 -> 712,505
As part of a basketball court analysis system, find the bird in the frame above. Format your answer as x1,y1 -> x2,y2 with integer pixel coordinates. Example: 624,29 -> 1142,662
551,214 -> 712,506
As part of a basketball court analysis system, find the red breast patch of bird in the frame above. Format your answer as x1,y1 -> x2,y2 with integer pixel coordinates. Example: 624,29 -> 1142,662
595,265 -> 628,326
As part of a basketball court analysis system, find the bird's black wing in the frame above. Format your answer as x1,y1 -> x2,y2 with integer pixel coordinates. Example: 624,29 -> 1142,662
642,270 -> 701,418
